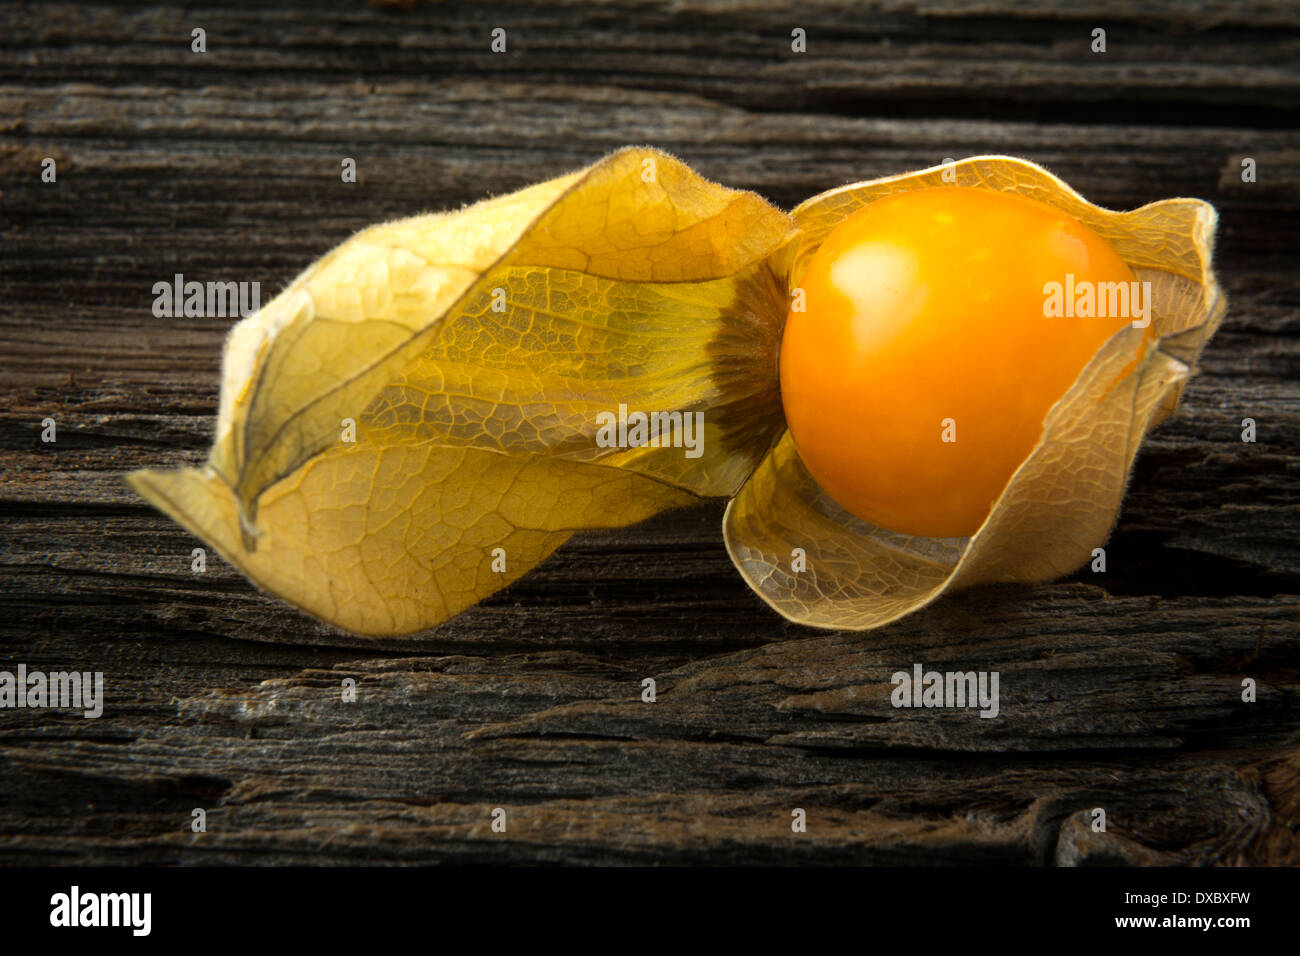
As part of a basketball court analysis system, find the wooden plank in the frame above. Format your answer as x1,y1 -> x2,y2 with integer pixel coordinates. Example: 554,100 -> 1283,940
0,0 -> 1297,865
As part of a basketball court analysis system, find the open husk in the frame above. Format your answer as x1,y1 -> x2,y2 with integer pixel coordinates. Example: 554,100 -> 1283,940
726,156 -> 1225,630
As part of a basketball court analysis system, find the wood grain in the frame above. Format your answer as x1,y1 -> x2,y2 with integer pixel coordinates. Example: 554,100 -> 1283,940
1,0 -> 1297,865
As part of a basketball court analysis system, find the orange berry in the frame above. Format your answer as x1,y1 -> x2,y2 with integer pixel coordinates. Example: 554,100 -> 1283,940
780,186 -> 1148,538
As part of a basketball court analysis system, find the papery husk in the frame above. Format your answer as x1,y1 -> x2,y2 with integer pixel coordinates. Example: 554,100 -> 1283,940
129,148 -> 794,636
725,156 -> 1225,630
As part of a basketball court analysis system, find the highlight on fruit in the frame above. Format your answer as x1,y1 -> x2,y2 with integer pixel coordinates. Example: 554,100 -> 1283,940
127,148 -> 1225,636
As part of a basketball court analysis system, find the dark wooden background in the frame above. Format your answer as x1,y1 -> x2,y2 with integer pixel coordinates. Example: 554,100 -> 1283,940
1,0 -> 1297,865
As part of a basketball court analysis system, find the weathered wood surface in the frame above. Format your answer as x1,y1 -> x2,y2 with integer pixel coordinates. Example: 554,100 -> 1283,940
1,0 -> 1297,865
